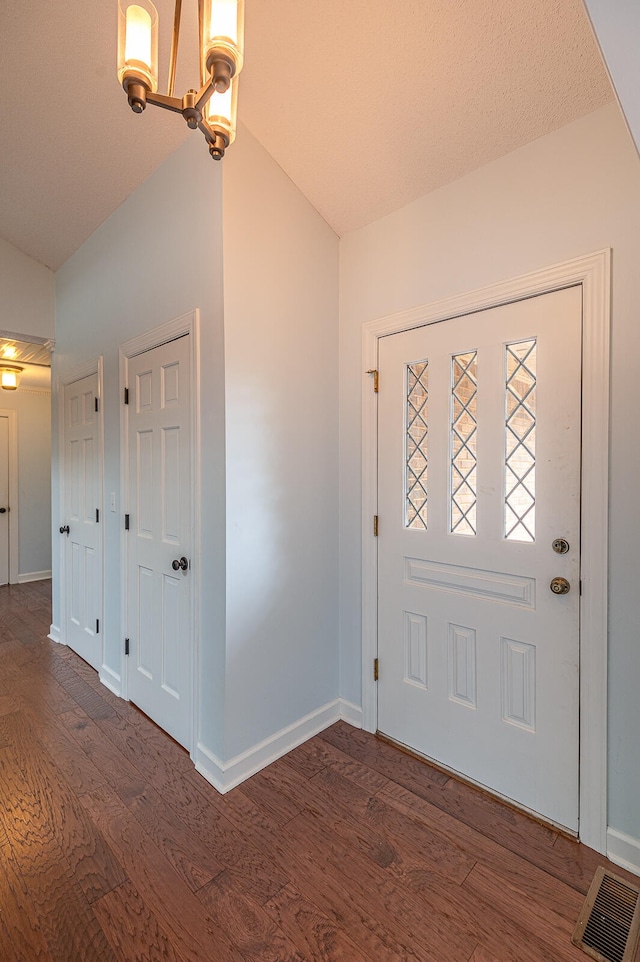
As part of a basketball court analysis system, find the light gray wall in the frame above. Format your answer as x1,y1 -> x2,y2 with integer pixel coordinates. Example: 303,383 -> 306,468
0,237 -> 54,341
338,103 -> 640,843
54,136 -> 227,759
221,124 -> 340,759
583,0 -> 640,162
53,125 -> 341,767
0,387 -> 51,578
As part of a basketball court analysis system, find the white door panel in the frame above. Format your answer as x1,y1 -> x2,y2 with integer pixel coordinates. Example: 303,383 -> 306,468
62,373 -> 103,670
377,286 -> 581,830
126,335 -> 193,750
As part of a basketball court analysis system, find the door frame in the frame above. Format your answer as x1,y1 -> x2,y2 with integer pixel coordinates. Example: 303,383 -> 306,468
119,310 -> 201,755
56,357 -> 105,657
0,409 -> 19,584
361,249 -> 611,853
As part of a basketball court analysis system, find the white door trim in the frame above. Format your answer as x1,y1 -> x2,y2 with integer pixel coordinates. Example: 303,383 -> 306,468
119,310 -> 201,757
56,357 -> 105,655
361,249 -> 611,853
0,409 -> 19,584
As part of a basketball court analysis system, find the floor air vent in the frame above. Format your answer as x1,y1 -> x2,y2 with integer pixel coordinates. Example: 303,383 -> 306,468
572,866 -> 640,962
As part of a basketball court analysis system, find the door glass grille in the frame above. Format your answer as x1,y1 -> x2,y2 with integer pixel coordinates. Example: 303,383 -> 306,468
451,351 -> 478,536
406,360 -> 429,529
505,338 -> 536,542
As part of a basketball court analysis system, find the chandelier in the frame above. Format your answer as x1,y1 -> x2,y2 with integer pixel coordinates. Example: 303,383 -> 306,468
117,0 -> 244,160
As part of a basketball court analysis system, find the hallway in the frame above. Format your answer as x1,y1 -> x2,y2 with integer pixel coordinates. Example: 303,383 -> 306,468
0,581 -> 636,961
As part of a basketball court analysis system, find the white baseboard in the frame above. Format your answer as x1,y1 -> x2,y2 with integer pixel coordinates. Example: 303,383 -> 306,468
607,827 -> 640,878
18,570 -> 52,584
195,697 -> 349,795
48,624 -> 62,644
100,665 -> 122,698
193,743 -> 227,793
339,697 -> 363,728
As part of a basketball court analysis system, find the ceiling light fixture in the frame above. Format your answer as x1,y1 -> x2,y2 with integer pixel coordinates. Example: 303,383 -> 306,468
117,0 -> 244,160
0,366 -> 23,391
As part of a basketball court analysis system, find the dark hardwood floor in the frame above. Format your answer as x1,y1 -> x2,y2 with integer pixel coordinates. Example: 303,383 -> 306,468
0,580 -> 637,961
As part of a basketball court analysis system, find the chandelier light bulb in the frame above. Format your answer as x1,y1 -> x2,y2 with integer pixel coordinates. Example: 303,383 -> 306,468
202,0 -> 244,89
117,0 -> 159,96
125,6 -> 152,67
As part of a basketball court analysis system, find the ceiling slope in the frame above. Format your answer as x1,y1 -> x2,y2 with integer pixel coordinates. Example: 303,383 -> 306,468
0,0 -> 613,270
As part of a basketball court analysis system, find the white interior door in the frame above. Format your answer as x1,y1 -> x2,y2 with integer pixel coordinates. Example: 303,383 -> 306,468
377,286 -> 582,831
126,334 -> 193,750
62,373 -> 103,670
0,416 -> 9,586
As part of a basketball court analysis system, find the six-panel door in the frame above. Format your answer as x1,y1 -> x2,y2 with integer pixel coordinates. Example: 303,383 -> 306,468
126,335 -> 193,750
63,373 -> 102,670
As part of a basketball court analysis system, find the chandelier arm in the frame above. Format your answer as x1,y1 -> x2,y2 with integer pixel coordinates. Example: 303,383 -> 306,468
145,91 -> 184,113
167,0 -> 183,98
194,79 -> 215,111
197,119 -> 215,144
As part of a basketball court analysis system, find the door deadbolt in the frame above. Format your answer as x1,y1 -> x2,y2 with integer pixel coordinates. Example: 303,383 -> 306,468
550,577 -> 570,595
552,538 -> 570,554
172,556 -> 189,571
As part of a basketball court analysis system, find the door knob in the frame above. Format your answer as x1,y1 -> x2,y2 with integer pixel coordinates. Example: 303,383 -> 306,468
0,507 -> 6,514
172,556 -> 189,571
550,577 -> 570,595
59,525 -> 70,536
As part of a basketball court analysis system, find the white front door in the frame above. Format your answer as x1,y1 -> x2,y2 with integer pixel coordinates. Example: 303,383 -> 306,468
377,285 -> 582,831
0,416 -> 9,586
62,373 -> 103,670
126,334 -> 193,750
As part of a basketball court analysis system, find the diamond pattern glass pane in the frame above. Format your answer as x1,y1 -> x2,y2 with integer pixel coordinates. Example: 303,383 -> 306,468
406,360 -> 429,529
505,338 -> 536,542
451,351 -> 477,536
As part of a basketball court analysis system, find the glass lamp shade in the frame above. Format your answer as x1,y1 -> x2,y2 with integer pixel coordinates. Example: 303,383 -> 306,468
117,0 -> 159,92
202,0 -> 244,84
0,368 -> 20,390
203,78 -> 238,146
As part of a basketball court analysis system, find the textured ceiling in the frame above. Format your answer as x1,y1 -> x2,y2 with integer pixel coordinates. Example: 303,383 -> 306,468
0,0 -> 613,271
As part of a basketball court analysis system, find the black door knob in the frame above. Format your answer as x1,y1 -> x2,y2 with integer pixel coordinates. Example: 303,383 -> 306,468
59,525 -> 70,535
0,507 -> 6,514
172,556 -> 189,571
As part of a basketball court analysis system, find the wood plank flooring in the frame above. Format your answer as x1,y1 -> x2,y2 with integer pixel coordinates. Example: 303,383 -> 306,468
1,580 -> 638,961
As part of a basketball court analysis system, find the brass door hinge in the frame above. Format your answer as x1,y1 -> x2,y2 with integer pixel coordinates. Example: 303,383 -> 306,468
373,515 -> 379,537
366,369 -> 379,393
374,658 -> 379,682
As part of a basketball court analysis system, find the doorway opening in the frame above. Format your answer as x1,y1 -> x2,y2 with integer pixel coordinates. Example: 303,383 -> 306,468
361,250 -> 610,853
0,333 -> 53,587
